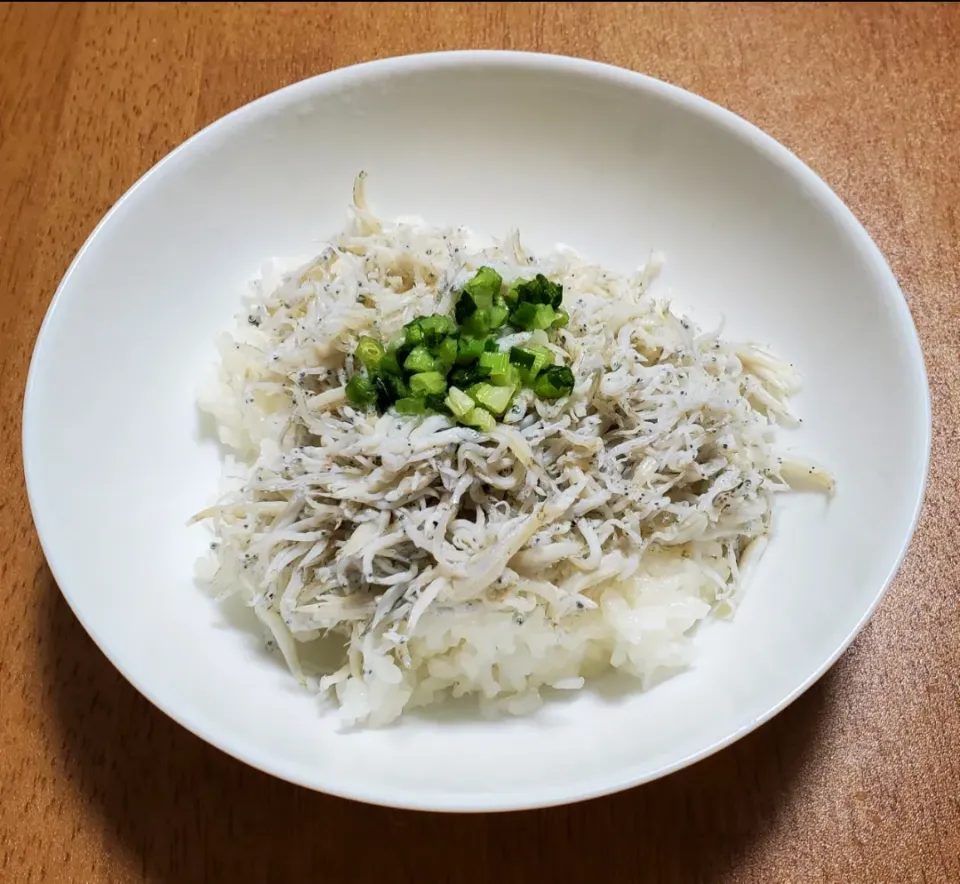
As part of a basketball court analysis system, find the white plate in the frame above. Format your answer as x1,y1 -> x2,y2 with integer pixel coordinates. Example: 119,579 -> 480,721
23,52 -> 930,811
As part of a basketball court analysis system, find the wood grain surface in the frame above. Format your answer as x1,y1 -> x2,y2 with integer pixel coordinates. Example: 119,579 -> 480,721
2,3 -> 958,882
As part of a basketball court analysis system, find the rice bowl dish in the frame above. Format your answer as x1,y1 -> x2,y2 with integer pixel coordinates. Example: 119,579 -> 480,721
194,177 -> 834,727
23,51 -> 929,808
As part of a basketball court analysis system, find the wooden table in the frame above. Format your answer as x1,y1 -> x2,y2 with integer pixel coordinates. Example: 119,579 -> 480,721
2,3 -> 958,881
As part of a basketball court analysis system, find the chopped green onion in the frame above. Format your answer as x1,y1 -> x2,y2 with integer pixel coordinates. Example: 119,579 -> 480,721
516,345 -> 553,383
409,371 -> 447,395
456,336 -> 485,365
351,272 -> 568,422
395,342 -> 415,365
512,274 -> 563,308
373,375 -> 397,411
547,280 -> 563,309
470,383 -> 514,415
529,305 -> 557,330
356,336 -> 384,371
378,349 -> 403,377
489,295 -> 509,329
403,346 -> 436,373
462,266 -> 502,307
345,374 -> 377,407
509,302 -> 537,329
533,365 -> 575,399
404,322 -> 425,347
454,290 -> 478,324
432,336 -> 458,372
509,302 -> 556,330
394,397 -> 427,415
509,346 -> 537,370
371,372 -> 410,412
449,364 -> 491,388
490,364 -> 520,388
445,386 -> 475,419
383,374 -> 410,400
462,308 -> 491,337
461,406 -> 496,432
479,350 -> 509,375
424,392 -> 452,414
416,314 -> 455,343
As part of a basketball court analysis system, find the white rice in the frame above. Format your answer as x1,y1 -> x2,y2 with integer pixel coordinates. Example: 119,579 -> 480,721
193,176 -> 832,727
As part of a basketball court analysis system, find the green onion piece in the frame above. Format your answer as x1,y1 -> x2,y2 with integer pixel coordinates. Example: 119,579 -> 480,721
409,371 -> 447,395
521,346 -> 554,383
533,365 -> 575,400
529,305 -> 557,330
373,375 -> 399,411
483,336 -> 500,352
391,333 -> 414,365
394,397 -> 427,415
445,386 -> 475,419
378,349 -> 403,377
512,278 -> 541,304
507,304 -> 557,331
356,336 -> 385,371
461,406 -> 496,432
424,392 -> 452,415
462,266 -> 503,308
416,314 -> 456,343
404,322 -> 425,347
551,287 -> 564,311
454,290 -> 478,325
490,306 -> 509,329
489,295 -> 509,329
513,274 -> 563,308
470,383 -> 514,415
479,351 -> 509,375
504,281 -> 521,306
404,313 -> 457,347
462,308 -> 491,337
545,277 -> 563,309
449,364 -> 491,388
456,336 -> 485,365
551,309 -> 570,329
508,301 -> 543,330
345,373 -> 377,407
491,364 -> 520,388
403,346 -> 436,373
383,373 -> 410,400
509,346 -> 537,370
432,336 -> 458,373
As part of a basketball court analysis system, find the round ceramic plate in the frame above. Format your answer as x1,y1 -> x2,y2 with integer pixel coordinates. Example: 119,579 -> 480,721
23,52 -> 929,811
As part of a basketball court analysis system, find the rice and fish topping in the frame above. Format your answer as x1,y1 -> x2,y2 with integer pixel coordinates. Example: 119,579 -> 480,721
194,177 -> 833,726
